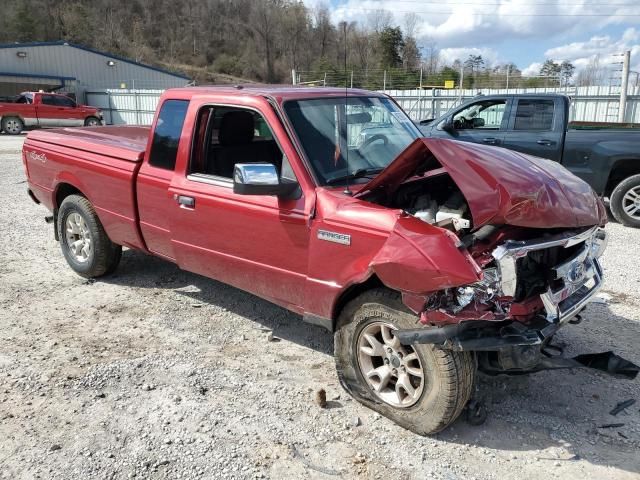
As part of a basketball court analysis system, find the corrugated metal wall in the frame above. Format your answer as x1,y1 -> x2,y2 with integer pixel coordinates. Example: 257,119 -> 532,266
0,43 -> 189,98
86,90 -> 162,125
86,86 -> 640,126
386,85 -> 640,123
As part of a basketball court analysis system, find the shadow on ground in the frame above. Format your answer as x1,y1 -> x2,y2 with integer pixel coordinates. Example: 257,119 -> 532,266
102,249 -> 639,474
103,249 -> 333,355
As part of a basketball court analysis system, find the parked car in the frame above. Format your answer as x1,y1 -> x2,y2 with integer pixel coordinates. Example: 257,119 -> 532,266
419,94 -> 640,227
23,86 -> 608,434
0,92 -> 103,135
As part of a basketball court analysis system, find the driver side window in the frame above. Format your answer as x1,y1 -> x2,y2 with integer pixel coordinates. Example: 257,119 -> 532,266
189,105 -> 295,183
453,100 -> 506,130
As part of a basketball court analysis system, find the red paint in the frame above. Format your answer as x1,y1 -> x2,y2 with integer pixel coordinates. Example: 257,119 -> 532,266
23,86 -> 606,327
356,138 -> 607,229
0,92 -> 102,128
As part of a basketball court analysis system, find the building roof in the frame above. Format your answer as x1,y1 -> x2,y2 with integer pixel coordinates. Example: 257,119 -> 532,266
0,41 -> 190,80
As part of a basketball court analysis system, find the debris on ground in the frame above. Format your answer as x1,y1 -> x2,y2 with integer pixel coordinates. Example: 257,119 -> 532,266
314,388 -> 327,408
609,399 -> 636,416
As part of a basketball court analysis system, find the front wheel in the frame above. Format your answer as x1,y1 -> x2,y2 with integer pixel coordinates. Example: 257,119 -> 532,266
334,289 -> 476,435
610,174 -> 640,228
57,195 -> 122,278
84,116 -> 101,127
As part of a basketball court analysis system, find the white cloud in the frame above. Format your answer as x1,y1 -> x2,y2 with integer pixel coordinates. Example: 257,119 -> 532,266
522,62 -> 543,76
315,0 -> 640,47
303,0 -> 640,80
438,47 -> 500,67
542,28 -> 640,74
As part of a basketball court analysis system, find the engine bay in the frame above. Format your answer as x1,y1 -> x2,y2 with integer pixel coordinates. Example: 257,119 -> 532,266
378,170 -> 474,233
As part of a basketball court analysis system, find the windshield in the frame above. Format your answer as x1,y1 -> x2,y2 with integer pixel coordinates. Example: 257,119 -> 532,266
283,96 -> 420,185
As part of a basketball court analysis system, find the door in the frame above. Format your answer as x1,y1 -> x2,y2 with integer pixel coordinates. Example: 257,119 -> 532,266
36,94 -> 84,127
431,98 -> 509,147
502,97 -> 564,162
167,103 -> 310,311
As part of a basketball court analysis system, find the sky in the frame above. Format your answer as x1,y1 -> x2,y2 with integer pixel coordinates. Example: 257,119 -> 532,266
303,0 -> 640,78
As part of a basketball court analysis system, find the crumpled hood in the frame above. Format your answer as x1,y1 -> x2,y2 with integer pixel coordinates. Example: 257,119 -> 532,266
355,138 -> 606,229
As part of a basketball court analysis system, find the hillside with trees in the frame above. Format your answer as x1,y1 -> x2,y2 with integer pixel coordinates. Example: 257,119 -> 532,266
1,0 -> 577,88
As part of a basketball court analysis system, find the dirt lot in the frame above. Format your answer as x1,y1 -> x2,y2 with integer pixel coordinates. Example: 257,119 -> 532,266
1,133 -> 639,480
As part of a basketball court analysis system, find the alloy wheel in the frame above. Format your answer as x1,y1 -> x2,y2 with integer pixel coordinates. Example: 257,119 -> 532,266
357,321 -> 425,408
622,186 -> 640,220
65,213 -> 93,263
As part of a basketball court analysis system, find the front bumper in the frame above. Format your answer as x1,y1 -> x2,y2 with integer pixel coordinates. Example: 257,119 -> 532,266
492,226 -> 606,324
397,226 -> 607,350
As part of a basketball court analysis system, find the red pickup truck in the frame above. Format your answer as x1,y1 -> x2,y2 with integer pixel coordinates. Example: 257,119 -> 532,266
23,86 -> 608,434
1,92 -> 103,135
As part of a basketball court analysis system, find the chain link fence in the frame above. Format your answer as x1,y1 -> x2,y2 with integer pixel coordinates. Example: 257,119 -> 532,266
84,83 -> 640,125
295,69 -> 571,91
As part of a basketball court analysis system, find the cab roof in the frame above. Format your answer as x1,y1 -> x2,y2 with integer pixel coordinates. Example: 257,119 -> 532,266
164,85 -> 387,102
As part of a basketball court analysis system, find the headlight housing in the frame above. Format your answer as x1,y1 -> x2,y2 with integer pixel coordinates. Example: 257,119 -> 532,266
589,228 -> 607,259
455,267 -> 500,310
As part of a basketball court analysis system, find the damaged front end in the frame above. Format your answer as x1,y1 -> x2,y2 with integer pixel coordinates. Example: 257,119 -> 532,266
395,225 -> 609,374
356,138 -> 619,376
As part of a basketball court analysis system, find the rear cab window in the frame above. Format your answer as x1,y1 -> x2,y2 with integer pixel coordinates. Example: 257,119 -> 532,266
148,100 -> 190,170
513,99 -> 555,131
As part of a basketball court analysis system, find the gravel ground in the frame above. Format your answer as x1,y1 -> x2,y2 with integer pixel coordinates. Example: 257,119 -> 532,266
1,133 -> 639,479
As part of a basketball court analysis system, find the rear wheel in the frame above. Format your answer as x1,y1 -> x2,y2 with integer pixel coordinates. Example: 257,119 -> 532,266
334,289 -> 476,435
84,116 -> 101,127
610,174 -> 640,228
57,195 -> 122,277
1,116 -> 24,135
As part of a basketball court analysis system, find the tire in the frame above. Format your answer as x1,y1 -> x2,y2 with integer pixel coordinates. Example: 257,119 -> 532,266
609,174 -> 640,228
84,116 -> 101,127
1,116 -> 24,135
57,195 -> 122,278
334,288 -> 476,435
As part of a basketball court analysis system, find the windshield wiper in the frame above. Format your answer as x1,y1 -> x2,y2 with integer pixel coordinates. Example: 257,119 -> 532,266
326,167 -> 384,185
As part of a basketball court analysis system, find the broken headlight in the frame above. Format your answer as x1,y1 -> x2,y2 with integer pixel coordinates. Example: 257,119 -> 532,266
455,267 -> 501,310
588,228 -> 608,259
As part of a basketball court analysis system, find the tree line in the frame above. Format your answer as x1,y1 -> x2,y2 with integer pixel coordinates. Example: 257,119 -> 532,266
2,0 -> 588,88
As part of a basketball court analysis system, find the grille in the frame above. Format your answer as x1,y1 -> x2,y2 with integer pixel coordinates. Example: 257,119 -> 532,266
514,242 -> 586,302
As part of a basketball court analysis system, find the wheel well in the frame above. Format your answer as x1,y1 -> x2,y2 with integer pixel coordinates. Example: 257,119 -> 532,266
605,160 -> 640,197
55,183 -> 84,209
331,274 -> 384,329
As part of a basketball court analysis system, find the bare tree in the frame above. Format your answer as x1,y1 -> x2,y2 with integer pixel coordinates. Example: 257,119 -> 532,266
366,9 -> 392,34
422,38 -> 440,74
576,54 -> 608,86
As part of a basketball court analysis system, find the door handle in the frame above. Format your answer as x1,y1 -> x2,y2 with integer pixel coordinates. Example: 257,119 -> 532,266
482,137 -> 499,145
174,194 -> 195,208
537,139 -> 553,146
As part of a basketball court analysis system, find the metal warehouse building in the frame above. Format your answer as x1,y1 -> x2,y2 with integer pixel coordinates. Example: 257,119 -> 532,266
0,41 -> 190,100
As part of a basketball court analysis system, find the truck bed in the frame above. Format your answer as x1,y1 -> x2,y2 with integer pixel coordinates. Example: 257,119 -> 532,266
24,126 -> 150,250
26,126 -> 150,162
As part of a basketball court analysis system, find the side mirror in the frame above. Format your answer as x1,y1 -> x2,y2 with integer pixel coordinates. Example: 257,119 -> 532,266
233,163 -> 299,199
441,119 -> 455,133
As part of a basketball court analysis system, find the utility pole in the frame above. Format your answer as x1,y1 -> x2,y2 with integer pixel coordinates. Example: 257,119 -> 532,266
457,64 -> 464,104
506,64 -> 510,90
619,50 -> 630,123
